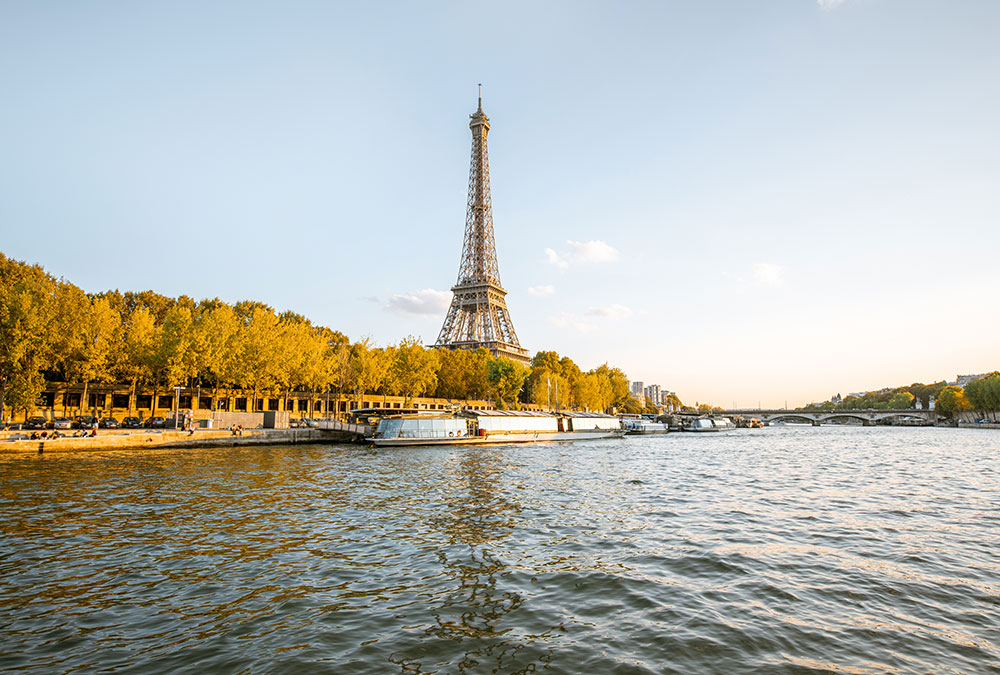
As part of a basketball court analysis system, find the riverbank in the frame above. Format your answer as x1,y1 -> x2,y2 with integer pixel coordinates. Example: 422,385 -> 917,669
0,427 -> 362,454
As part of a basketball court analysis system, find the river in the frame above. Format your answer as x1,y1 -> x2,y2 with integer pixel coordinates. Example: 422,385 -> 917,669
1,426 -> 998,673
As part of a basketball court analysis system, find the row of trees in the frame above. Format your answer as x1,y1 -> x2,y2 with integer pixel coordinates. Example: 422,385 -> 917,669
937,373 -> 1000,419
802,374 -> 1000,419
1,253 -> 656,420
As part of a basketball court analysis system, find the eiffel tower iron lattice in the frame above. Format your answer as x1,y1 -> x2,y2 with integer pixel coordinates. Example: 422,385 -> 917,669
435,90 -> 530,365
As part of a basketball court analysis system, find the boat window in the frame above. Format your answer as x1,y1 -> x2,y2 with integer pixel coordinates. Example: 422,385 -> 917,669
381,419 -> 403,437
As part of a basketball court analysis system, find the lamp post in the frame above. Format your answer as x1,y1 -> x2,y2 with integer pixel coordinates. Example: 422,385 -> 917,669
173,386 -> 182,429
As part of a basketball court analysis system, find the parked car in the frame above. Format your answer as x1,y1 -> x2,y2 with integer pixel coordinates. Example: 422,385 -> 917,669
24,416 -> 48,430
300,418 -> 318,428
99,417 -> 121,429
74,415 -> 97,429
121,416 -> 142,429
51,417 -> 74,430
144,416 -> 167,429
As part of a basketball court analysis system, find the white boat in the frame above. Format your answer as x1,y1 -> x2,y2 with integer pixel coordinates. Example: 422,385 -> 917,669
367,410 -> 624,447
712,417 -> 736,430
685,418 -> 718,432
622,418 -> 669,435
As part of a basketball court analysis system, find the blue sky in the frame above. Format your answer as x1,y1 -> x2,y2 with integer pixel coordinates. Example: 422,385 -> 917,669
2,1 -> 997,407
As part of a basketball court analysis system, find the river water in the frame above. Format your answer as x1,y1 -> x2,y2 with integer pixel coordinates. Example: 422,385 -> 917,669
1,426 -> 998,674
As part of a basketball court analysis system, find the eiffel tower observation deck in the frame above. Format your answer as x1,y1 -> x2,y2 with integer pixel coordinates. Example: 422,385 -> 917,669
435,88 -> 530,365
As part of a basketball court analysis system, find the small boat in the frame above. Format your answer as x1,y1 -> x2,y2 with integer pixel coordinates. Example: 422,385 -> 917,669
712,417 -> 736,430
622,418 -> 669,435
367,410 -> 625,447
684,418 -> 718,432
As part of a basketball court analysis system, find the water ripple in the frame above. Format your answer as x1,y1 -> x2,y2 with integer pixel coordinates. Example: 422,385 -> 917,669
2,428 -> 1000,673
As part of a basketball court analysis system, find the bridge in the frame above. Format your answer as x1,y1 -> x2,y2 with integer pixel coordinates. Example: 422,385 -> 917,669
717,409 -> 940,426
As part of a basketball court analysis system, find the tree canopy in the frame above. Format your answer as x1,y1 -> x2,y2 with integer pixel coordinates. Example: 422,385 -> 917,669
1,252 -> 666,419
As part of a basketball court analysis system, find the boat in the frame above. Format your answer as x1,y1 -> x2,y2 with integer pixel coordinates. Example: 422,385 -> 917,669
621,417 -> 669,435
367,410 -> 625,447
712,417 -> 736,430
684,418 -> 718,432
734,416 -> 763,429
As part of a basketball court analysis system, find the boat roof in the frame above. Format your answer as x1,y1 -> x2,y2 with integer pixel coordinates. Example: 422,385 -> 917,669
475,410 -> 615,418
375,410 -> 618,420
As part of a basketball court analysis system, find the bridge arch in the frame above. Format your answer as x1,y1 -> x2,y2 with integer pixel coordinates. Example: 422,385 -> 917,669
816,413 -> 871,425
767,414 -> 820,425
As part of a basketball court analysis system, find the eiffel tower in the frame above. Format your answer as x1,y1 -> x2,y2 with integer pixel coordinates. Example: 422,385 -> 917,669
435,88 -> 530,365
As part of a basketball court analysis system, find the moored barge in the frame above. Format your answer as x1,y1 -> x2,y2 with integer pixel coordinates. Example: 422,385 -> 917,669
367,410 -> 624,447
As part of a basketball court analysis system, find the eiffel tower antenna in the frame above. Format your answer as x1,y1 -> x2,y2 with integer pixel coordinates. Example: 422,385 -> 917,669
435,88 -> 530,364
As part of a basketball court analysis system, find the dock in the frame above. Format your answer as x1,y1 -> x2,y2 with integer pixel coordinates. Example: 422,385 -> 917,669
0,423 -> 371,454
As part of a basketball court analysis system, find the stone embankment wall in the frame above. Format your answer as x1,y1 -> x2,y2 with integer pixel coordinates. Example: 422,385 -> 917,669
0,427 -> 364,454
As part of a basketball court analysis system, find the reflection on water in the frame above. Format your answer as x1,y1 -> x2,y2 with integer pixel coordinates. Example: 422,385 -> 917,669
2,428 -> 1000,673
403,448 -> 561,673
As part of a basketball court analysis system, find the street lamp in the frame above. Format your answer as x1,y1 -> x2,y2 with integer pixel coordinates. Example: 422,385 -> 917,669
173,386 -> 182,429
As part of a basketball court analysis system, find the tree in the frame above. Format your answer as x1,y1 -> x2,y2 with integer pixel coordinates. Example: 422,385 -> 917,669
434,348 -> 471,400
372,345 -> 398,406
62,296 -> 120,413
149,303 -> 195,414
233,305 -> 281,412
936,386 -> 971,419
391,336 -> 439,405
115,306 -> 158,416
349,338 -> 388,409
964,373 -> 1000,421
0,255 -> 56,421
618,396 -> 644,414
189,302 -> 240,409
887,392 -> 915,409
488,358 -> 528,410
526,367 -> 569,410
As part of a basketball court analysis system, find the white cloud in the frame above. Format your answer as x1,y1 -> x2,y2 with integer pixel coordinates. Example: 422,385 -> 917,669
385,289 -> 451,317
586,304 -> 633,320
528,284 -> 555,296
567,240 -> 619,263
545,248 -> 568,269
545,239 -> 619,268
551,313 -> 595,333
817,0 -> 846,9
752,263 -> 784,287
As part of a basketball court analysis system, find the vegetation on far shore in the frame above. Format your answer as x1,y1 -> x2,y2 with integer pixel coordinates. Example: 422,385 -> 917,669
800,375 -> 1000,419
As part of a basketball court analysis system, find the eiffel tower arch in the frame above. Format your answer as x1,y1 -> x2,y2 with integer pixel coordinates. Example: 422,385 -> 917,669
435,89 -> 530,365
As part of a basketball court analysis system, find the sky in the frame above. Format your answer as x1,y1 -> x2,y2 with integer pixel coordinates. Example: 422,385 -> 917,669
1,0 -> 998,408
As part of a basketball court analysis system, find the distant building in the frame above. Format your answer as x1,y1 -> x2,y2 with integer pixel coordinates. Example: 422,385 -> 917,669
954,373 -> 989,387
831,393 -> 842,405
630,381 -> 645,398
644,384 -> 661,407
